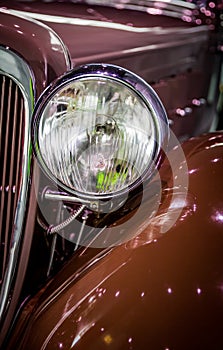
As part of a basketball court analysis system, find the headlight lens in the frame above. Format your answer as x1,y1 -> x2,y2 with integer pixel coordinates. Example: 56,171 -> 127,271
32,64 -> 169,201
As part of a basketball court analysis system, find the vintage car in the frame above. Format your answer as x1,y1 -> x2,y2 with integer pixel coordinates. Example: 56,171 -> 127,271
0,0 -> 223,349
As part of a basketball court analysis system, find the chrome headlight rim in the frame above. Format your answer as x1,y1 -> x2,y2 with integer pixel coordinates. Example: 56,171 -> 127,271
32,63 -> 169,201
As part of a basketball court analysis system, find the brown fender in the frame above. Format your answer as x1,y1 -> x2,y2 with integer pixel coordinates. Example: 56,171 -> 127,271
5,131 -> 223,349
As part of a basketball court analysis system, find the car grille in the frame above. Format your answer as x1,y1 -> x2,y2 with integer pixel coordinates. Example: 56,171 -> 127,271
0,74 -> 25,285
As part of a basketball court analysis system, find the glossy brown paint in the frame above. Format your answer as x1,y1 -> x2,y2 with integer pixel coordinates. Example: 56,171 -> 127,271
2,1 -> 217,140
0,2 -> 221,348
2,1 -> 210,81
0,9 -> 71,98
6,132 -> 223,349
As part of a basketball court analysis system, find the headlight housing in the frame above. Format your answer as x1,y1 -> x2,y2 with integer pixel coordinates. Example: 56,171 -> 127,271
32,64 -> 169,204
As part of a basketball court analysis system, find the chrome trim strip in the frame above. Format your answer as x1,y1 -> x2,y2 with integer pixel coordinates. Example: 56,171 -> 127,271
0,47 -> 34,321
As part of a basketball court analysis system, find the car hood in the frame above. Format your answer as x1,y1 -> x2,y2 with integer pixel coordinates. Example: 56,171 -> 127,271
0,0 -> 210,81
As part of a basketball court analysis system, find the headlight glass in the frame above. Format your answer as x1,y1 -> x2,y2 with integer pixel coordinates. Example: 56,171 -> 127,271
33,64 -> 168,200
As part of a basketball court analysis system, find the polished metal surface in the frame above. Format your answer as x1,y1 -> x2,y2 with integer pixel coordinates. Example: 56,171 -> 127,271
0,75 -> 24,283
0,47 -> 34,322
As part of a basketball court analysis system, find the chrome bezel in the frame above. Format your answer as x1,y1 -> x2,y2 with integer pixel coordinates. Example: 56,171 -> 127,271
0,46 -> 34,321
32,63 -> 169,201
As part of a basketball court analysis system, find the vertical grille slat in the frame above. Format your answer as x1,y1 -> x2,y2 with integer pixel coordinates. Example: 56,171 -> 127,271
0,74 -> 25,284
14,102 -> 24,213
0,76 -> 7,244
1,79 -> 12,276
0,78 -> 11,252
0,76 -> 5,158
4,85 -> 19,275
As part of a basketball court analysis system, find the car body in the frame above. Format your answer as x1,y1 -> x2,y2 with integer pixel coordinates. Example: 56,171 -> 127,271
2,0 -> 221,141
0,1 -> 223,349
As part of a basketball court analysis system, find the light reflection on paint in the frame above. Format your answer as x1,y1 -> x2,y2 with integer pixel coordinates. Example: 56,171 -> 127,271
208,136 -> 221,141
189,168 -> 198,175
10,9 -> 166,33
197,288 -> 202,295
206,142 -> 223,149
212,211 -> 223,223
88,295 -> 96,303
211,158 -> 221,163
147,8 -> 163,15
71,323 -> 95,348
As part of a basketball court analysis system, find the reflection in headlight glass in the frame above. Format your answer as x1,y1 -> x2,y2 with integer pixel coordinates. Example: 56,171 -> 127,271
38,77 -> 157,195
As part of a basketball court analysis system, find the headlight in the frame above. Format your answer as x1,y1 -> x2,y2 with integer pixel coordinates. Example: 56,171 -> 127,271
32,64 -> 169,204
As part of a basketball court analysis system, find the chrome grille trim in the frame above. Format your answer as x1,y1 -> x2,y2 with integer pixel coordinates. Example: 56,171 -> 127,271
0,47 -> 34,321
0,78 -> 25,281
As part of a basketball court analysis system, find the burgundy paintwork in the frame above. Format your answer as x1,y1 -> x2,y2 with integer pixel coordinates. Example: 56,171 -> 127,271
0,8 -> 71,98
0,2 -> 222,349
1,1 -> 217,140
2,1 -> 211,79
6,132 -> 223,349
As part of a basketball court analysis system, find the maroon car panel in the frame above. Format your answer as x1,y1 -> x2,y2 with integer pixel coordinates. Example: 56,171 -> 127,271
6,132 -> 223,349
0,8 -> 71,98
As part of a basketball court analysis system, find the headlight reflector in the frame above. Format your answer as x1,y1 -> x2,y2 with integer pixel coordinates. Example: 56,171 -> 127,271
33,64 -> 169,201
